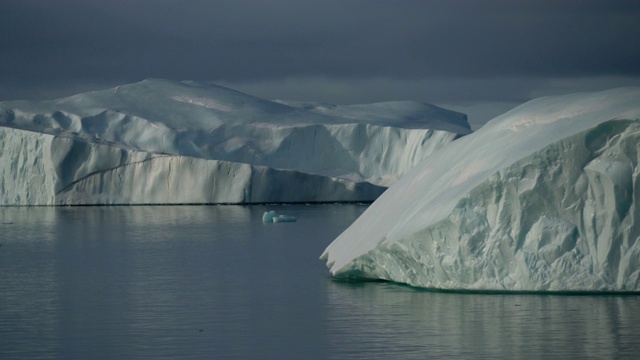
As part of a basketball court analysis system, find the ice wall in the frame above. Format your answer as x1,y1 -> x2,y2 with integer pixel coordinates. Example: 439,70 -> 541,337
321,87 -> 640,292
0,127 -> 384,205
0,127 -> 56,205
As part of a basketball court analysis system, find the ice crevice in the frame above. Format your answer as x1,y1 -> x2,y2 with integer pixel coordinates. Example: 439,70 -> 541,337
54,155 -> 170,195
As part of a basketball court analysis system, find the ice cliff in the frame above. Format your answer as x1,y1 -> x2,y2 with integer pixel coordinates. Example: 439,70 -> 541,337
0,79 -> 469,205
321,87 -> 640,292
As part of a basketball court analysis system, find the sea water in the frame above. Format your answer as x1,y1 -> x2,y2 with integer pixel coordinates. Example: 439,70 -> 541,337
1,205 -> 639,359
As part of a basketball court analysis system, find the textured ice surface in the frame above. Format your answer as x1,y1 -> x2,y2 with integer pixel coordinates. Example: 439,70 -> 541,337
0,79 -> 469,205
321,87 -> 640,292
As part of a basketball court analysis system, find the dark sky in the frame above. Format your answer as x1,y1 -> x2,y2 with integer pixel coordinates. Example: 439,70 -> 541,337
2,0 -> 640,126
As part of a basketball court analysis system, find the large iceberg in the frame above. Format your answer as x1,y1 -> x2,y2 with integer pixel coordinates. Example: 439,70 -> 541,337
0,79 -> 469,205
321,87 -> 640,292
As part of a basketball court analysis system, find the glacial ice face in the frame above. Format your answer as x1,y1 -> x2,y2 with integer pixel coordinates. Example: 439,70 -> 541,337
0,126 -> 384,205
0,79 -> 469,205
321,87 -> 640,292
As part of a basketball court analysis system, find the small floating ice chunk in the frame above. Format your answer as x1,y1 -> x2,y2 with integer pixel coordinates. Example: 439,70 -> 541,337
262,211 -> 297,223
262,211 -> 277,223
273,215 -> 297,223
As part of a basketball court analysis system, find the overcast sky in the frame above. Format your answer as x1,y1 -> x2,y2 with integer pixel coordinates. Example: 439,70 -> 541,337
2,0 -> 639,126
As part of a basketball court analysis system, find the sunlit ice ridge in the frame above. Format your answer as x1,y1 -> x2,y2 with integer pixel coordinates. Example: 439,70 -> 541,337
0,79 -> 470,205
322,87 -> 640,292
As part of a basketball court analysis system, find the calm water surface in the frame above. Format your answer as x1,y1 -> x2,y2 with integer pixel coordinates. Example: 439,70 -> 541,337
1,205 -> 639,359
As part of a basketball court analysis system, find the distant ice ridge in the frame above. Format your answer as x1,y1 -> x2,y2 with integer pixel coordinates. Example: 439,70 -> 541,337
321,87 -> 640,292
0,79 -> 469,205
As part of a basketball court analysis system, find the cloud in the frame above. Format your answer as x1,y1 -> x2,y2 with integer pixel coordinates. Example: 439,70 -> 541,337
1,0 -> 639,116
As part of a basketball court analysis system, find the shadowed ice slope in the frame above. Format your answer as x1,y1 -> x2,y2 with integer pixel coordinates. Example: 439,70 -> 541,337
321,87 -> 640,292
0,79 -> 469,205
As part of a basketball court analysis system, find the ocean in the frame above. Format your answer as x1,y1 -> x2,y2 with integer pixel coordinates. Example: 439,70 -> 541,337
1,204 -> 639,359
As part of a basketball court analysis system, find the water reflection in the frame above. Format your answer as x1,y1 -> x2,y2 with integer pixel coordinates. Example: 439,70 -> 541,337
325,280 -> 640,359
1,205 -> 639,359
0,207 -> 59,359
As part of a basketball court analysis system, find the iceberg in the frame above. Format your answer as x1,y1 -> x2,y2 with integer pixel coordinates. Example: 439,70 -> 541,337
262,211 -> 297,223
321,87 -> 640,292
0,79 -> 469,205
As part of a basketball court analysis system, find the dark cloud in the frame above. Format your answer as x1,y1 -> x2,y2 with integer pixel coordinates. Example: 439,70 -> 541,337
1,0 -> 640,124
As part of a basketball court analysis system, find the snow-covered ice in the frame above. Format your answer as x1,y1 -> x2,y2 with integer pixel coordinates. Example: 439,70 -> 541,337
0,79 -> 469,205
321,87 -> 640,292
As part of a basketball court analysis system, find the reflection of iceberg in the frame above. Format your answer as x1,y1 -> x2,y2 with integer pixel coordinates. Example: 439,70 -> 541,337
321,87 -> 640,292
324,280 -> 640,358
262,211 -> 297,223
0,79 -> 470,205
